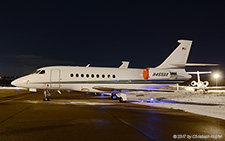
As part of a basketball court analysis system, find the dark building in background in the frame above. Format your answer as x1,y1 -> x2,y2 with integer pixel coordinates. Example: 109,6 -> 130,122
0,76 -> 17,87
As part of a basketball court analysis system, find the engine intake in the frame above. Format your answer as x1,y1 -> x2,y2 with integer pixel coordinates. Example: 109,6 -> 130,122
191,81 -> 197,86
203,81 -> 209,86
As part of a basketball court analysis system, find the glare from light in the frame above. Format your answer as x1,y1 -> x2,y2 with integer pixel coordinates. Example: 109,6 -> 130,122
213,74 -> 220,79
150,97 -> 154,102
213,73 -> 220,89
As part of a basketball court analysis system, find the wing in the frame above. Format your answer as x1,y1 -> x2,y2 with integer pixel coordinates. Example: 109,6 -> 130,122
92,86 -> 174,93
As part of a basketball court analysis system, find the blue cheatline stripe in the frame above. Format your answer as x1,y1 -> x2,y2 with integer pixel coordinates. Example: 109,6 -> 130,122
30,79 -> 187,85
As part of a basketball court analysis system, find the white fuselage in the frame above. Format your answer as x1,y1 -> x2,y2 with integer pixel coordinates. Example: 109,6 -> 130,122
12,66 -> 190,93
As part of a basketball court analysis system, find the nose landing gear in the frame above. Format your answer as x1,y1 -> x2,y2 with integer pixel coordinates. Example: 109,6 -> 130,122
43,90 -> 51,101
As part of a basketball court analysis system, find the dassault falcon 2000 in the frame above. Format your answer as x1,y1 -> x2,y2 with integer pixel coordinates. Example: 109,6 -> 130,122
12,40 -> 196,102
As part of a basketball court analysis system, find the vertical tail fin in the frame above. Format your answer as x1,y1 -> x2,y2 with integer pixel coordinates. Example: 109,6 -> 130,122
157,40 -> 192,69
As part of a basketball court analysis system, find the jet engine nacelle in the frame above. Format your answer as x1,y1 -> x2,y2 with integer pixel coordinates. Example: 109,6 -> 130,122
143,68 -> 170,80
203,81 -> 209,87
191,81 -> 198,86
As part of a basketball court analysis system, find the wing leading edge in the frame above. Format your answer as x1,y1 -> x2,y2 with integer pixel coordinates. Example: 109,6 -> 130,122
92,86 -> 174,93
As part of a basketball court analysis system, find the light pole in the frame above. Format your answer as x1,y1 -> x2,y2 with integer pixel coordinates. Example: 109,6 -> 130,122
213,74 -> 219,90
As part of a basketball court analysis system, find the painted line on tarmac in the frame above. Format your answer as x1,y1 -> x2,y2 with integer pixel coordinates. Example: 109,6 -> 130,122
0,93 -> 34,104
24,100 -> 115,105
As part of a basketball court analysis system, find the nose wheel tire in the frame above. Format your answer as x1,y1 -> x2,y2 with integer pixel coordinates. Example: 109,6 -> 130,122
43,97 -> 50,101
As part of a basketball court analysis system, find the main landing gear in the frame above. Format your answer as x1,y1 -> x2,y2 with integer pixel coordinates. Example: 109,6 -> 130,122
111,93 -> 118,100
118,93 -> 127,103
111,93 -> 127,103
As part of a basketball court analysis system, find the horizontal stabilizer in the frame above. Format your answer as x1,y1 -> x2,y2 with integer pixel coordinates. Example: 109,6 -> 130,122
187,71 -> 212,74
185,63 -> 219,66
170,63 -> 219,67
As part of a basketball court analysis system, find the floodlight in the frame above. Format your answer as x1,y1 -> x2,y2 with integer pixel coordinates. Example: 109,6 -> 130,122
213,74 -> 220,79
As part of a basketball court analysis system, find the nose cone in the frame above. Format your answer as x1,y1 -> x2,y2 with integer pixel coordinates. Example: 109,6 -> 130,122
11,78 -> 20,87
11,76 -> 28,87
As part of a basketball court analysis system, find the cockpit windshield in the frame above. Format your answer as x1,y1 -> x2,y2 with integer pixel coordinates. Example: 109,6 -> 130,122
32,70 -> 39,74
31,70 -> 36,74
39,70 -> 45,74
32,69 -> 45,74
35,70 -> 41,74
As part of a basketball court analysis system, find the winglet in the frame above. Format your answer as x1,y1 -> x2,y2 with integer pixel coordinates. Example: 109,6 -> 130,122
119,61 -> 130,68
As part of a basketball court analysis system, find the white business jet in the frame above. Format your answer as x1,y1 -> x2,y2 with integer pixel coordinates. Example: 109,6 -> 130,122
12,40 -> 193,102
182,71 -> 225,93
188,71 -> 211,92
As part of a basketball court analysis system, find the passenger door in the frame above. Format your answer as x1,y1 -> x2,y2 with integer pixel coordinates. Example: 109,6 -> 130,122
50,69 -> 61,88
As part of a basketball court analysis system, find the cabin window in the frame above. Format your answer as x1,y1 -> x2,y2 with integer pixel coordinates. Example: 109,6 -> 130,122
71,73 -> 116,79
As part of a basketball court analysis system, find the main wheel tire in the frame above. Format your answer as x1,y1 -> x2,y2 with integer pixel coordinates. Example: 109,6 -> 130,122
119,97 -> 127,103
111,94 -> 118,100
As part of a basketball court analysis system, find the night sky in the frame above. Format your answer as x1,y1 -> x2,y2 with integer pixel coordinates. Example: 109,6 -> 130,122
0,1 -> 224,77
